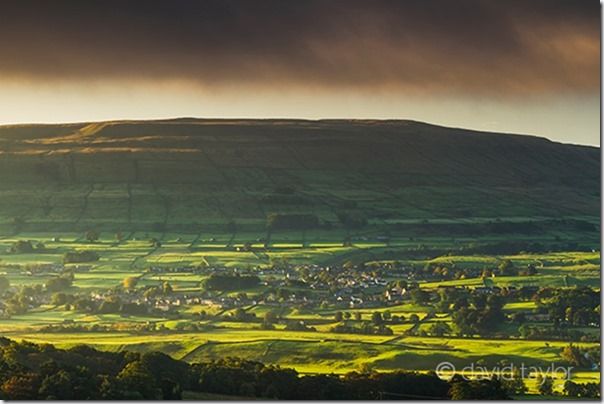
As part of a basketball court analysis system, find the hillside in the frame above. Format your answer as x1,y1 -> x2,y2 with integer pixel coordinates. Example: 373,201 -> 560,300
0,118 -> 599,234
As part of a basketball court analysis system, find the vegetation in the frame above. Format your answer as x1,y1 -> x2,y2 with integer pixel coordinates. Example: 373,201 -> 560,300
63,250 -> 99,264
0,339 -> 513,400
0,119 -> 599,399
203,274 -> 260,291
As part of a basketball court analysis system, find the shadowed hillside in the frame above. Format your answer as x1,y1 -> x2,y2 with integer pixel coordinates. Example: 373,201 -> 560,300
0,118 -> 599,234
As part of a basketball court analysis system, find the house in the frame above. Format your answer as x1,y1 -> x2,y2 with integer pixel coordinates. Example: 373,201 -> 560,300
385,287 -> 406,302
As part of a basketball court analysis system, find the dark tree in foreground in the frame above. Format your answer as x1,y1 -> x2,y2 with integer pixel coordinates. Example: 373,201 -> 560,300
0,338 -> 523,400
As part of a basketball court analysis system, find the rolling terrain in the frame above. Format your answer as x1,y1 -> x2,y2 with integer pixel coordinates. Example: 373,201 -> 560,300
0,118 -> 599,236
0,119 -> 599,398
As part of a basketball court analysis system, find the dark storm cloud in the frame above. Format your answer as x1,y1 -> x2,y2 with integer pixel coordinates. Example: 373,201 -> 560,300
0,0 -> 599,96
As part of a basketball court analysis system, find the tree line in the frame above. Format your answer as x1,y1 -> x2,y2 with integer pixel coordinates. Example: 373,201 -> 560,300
0,338 -> 511,400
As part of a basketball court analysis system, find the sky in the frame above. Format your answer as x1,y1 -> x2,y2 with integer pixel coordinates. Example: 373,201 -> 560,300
0,0 -> 600,145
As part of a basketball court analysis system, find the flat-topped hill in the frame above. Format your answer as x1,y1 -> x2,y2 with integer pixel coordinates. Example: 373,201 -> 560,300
0,119 -> 598,186
0,119 -> 599,234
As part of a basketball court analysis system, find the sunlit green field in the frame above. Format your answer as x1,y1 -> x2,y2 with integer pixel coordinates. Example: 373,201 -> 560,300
5,328 -> 598,394
0,120 -> 600,399
0,229 -> 599,399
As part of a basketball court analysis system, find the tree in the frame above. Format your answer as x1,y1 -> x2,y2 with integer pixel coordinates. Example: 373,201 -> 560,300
117,361 -> 161,399
63,250 -> 100,264
204,274 -> 260,291
561,344 -> 589,367
497,259 -> 515,276
511,312 -> 526,324
46,276 -> 73,293
267,213 -> 320,230
123,277 -> 139,290
428,322 -> 452,337
99,296 -> 121,314
0,276 -> 10,293
371,312 -> 383,326
143,287 -> 159,299
264,311 -> 278,325
51,292 -> 73,306
10,240 -> 35,254
410,288 -> 429,305
501,371 -> 527,396
85,230 -> 99,243
334,311 -> 343,322
39,370 -> 74,399
449,378 -> 508,400
162,282 -> 173,295
1,373 -> 41,399
537,375 -> 554,396
563,381 -> 582,398
526,263 -> 538,276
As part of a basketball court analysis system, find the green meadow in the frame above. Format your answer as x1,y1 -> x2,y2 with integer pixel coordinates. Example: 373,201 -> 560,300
0,119 -> 599,398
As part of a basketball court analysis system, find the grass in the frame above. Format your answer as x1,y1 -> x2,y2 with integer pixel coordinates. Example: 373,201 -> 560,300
0,119 -> 600,400
0,194 -> 599,394
5,329 -> 598,384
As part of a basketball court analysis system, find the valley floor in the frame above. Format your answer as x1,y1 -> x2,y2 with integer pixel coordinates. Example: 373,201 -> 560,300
0,230 -> 600,398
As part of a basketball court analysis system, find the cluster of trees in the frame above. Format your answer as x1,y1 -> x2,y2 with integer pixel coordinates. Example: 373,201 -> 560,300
427,322 -> 453,337
416,259 -> 538,282
284,320 -> 316,332
330,311 -> 395,335
45,273 -> 74,293
122,276 -> 139,290
518,324 -> 598,342
9,240 -> 45,254
84,230 -> 100,242
560,344 -> 600,368
0,277 -> 10,293
448,376 -> 509,400
0,338 -> 514,399
456,241 -> 594,255
76,297 -> 148,316
203,274 -> 260,291
334,310 -> 412,325
541,286 -> 600,327
63,250 -> 99,264
3,279 -> 75,316
266,213 -> 320,230
0,337 -> 597,399
336,212 -> 368,229
451,294 -> 505,336
330,323 -> 393,336
49,292 -> 149,317
39,321 -> 200,334
261,194 -> 310,205
563,380 -> 600,399
142,281 -> 173,297
3,285 -> 42,315
431,285 -> 601,340
225,308 -> 258,323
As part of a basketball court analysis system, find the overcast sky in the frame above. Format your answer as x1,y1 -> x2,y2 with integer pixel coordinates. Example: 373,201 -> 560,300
0,0 -> 599,145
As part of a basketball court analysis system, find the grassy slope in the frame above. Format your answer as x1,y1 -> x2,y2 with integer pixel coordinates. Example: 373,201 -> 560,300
0,119 -> 599,396
0,119 -> 598,234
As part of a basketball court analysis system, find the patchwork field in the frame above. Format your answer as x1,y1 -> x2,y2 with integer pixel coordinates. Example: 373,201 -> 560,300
0,119 -> 599,399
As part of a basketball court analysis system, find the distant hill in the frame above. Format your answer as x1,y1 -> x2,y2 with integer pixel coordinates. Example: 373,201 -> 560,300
0,118 -> 599,234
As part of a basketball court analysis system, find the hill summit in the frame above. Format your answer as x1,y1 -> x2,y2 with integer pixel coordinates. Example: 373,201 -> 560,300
0,118 -> 599,233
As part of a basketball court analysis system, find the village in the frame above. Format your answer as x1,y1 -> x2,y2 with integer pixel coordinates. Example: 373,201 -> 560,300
0,258 -> 550,327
